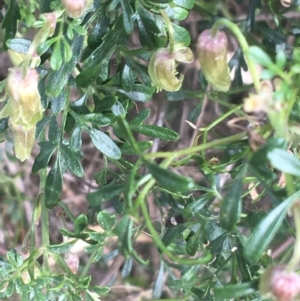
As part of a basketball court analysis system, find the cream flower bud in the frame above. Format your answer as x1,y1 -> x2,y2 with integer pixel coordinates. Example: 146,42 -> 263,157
148,44 -> 194,92
5,67 -> 44,161
197,29 -> 231,92
11,125 -> 36,162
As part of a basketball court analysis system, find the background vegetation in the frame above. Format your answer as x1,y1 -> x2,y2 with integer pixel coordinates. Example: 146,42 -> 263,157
1,0 -> 300,300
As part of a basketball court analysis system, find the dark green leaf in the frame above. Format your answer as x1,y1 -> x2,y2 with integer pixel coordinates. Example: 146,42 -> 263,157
121,64 -> 135,92
186,229 -> 201,256
48,115 -> 60,144
32,141 -> 57,174
83,113 -> 111,126
74,214 -> 88,233
51,89 -> 66,115
2,0 -> 20,50
111,101 -> 126,117
77,29 -> 126,87
61,145 -> 84,177
129,109 -> 150,125
88,184 -> 124,206
131,124 -> 179,141
70,125 -> 82,152
94,95 -> 117,112
120,0 -> 134,34
97,211 -> 115,230
46,35 -> 84,97
121,140 -> 152,155
137,6 -> 161,48
88,128 -> 122,159
220,166 -> 247,231
87,8 -> 109,49
144,160 -> 195,192
45,158 -> 63,208
117,84 -> 155,102
244,190 -> 300,262
0,118 -> 8,133
50,40 -> 63,71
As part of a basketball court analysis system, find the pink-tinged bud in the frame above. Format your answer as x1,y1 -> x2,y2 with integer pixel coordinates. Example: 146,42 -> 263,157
65,252 -> 79,274
41,12 -> 58,37
197,29 -> 231,92
259,265 -> 300,301
62,0 -> 93,18
7,68 -> 43,124
148,44 -> 194,92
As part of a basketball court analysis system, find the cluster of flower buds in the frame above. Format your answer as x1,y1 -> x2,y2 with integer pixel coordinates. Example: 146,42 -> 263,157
62,0 -> 93,18
0,67 -> 44,161
197,29 -> 231,92
259,265 -> 300,301
148,43 -> 194,92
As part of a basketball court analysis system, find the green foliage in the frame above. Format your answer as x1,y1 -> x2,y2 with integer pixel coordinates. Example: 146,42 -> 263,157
2,0 -> 300,300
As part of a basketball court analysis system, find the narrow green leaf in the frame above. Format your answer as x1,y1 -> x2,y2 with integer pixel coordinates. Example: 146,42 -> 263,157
120,0 -> 134,34
74,214 -> 88,233
116,84 -> 155,102
121,141 -> 152,155
129,109 -> 150,125
152,261 -> 164,299
70,125 -> 82,152
247,46 -> 273,68
83,113 -> 111,126
131,124 -> 179,141
51,89 -> 66,115
244,190 -> 300,262
220,166 -> 247,231
214,282 -> 256,299
2,0 -> 20,49
47,240 -> 76,254
50,40 -> 63,71
32,141 -> 57,174
46,35 -> 84,97
88,128 -> 121,160
267,148 -> 300,176
144,160 -> 195,192
45,158 -> 63,209
97,211 -> 115,231
88,184 -> 124,206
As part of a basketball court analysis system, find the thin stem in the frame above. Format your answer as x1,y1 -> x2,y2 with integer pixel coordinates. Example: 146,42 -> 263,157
211,18 -> 261,92
160,9 -> 175,53
138,177 -> 212,265
80,250 -> 96,278
58,201 -> 76,223
145,131 -> 247,159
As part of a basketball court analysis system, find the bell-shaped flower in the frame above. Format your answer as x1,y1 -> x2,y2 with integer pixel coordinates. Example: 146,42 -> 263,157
197,29 -> 231,92
148,44 -> 194,92
0,67 -> 44,161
